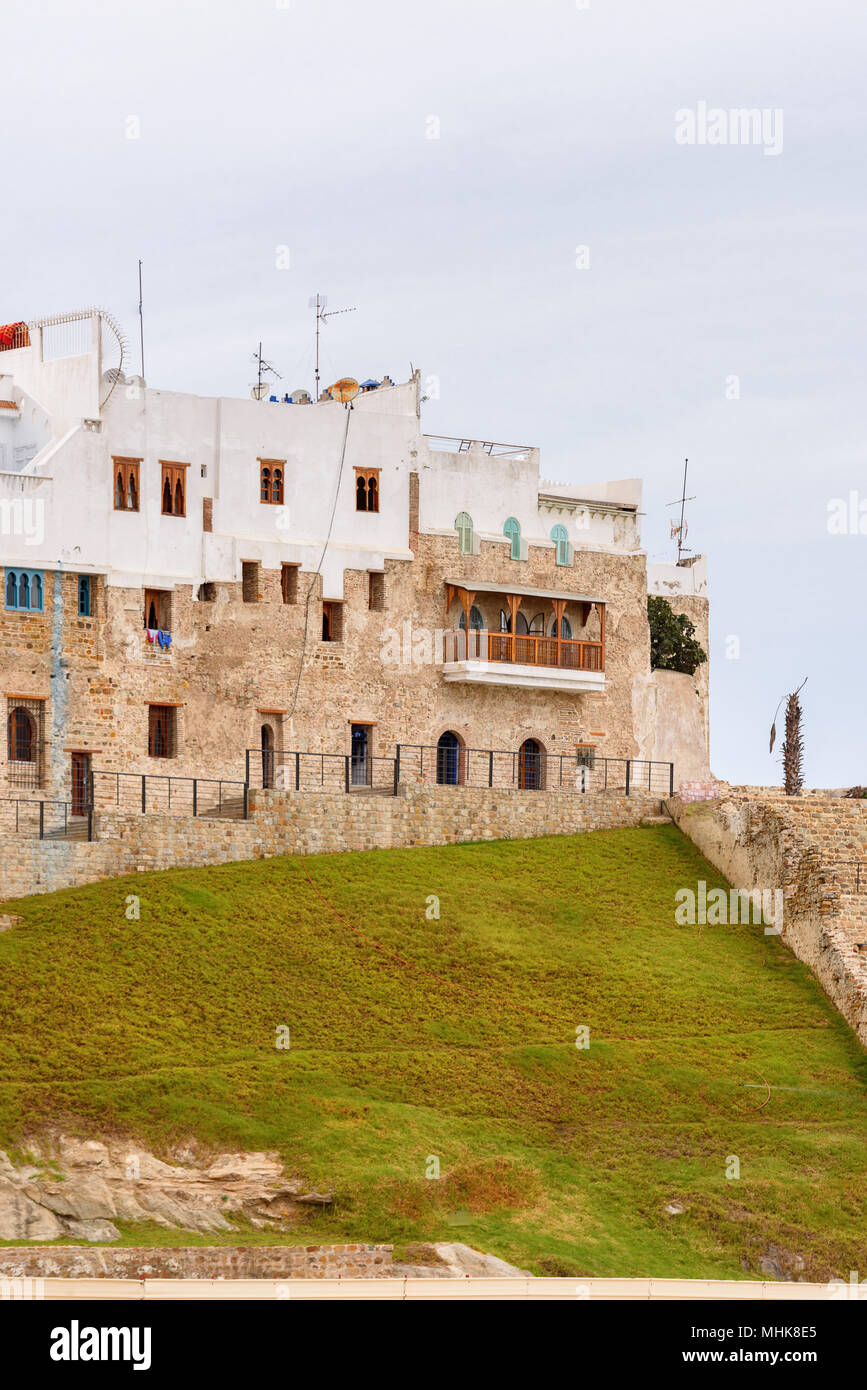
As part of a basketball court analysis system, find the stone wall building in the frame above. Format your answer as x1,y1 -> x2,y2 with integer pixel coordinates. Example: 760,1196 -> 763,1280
0,308 -> 709,808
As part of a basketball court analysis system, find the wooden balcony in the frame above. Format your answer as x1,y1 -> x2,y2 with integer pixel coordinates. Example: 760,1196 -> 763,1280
442,629 -> 605,692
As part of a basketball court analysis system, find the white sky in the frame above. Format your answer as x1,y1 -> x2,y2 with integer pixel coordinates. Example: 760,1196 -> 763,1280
3,0 -> 865,785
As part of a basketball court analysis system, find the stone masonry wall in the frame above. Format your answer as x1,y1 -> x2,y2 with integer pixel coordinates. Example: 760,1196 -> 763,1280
2,519 -> 704,804
0,784 -> 661,902
0,1243 -> 391,1280
668,792 -> 867,1047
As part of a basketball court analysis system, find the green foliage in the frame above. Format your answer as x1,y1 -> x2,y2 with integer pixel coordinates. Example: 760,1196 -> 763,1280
648,596 -> 707,676
1,830 -> 866,1280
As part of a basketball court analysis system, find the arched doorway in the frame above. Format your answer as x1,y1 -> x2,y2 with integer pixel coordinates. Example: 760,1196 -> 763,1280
261,724 -> 275,789
436,731 -> 463,785
518,738 -> 544,791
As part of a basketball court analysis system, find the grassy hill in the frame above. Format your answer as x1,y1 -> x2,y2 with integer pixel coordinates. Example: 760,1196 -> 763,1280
2,824 -> 866,1279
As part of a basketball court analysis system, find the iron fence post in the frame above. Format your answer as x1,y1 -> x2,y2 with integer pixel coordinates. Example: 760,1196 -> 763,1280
39,801 -> 44,840
245,748 -> 250,786
395,745 -> 401,794
193,779 -> 198,816
87,805 -> 93,841
489,751 -> 494,788
345,755 -> 350,793
625,761 -> 631,797
669,763 -> 674,797
243,783 -> 249,819
141,775 -> 146,813
295,751 -> 300,791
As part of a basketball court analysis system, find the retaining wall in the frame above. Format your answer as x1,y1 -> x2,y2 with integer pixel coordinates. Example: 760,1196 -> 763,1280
0,784 -> 660,901
0,1244 -> 392,1280
668,793 -> 867,1048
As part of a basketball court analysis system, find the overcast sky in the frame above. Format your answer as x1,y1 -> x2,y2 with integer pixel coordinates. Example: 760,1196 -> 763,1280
4,0 -> 865,786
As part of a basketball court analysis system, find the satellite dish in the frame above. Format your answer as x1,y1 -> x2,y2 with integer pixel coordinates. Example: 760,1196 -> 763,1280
103,367 -> 127,385
251,383 -> 268,400
289,387 -> 312,405
330,377 -> 359,403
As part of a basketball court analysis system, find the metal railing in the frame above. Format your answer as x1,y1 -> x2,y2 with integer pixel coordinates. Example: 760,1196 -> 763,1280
396,745 -> 674,796
245,750 -> 399,795
91,770 -> 249,819
0,797 -> 93,840
443,629 -> 604,672
246,746 -> 673,798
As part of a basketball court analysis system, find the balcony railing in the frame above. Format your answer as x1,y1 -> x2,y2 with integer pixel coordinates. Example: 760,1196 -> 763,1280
443,629 -> 603,672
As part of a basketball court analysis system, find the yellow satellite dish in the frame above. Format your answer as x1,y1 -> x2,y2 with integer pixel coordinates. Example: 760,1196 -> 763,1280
330,377 -> 359,403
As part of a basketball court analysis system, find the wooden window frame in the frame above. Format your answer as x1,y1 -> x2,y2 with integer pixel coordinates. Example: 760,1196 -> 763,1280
113,457 -> 141,512
354,467 -> 381,513
160,461 -> 188,518
147,703 -> 177,759
143,588 -> 171,631
281,563 -> 298,605
259,459 -> 285,506
322,600 -> 343,642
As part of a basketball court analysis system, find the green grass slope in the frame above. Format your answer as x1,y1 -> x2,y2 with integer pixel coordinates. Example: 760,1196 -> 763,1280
1,824 -> 866,1279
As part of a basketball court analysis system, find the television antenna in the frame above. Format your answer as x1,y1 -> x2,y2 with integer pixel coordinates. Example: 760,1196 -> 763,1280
251,342 -> 282,399
666,458 -> 696,564
309,294 -> 356,401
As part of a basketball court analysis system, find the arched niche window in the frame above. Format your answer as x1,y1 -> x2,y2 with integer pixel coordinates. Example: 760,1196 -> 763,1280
4,569 -> 44,612
503,516 -> 522,560
260,466 -> 271,502
455,511 -> 473,555
355,468 -> 380,513
499,608 -> 511,633
272,468 -> 283,505
458,604 -> 484,631
516,611 -> 544,635
112,458 -> 140,512
550,523 -> 571,566
161,462 -> 186,517
549,614 -> 573,638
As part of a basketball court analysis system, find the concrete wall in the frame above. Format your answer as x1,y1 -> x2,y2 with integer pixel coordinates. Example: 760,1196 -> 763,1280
668,792 -> 867,1048
0,1244 -> 391,1280
0,784 -> 660,902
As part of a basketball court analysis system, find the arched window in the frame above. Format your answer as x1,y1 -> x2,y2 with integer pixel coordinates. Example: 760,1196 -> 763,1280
436,731 -> 463,785
6,571 -> 16,608
550,614 -> 573,639
162,477 -> 172,514
115,471 -> 124,508
458,605 -> 484,631
272,468 -> 283,505
518,738 -> 544,791
550,524 -> 571,566
356,475 -> 367,511
174,479 -> 184,515
17,573 -> 29,609
7,707 -> 35,763
367,475 -> 378,511
30,574 -> 42,609
147,597 -> 158,629
127,472 -> 137,510
499,608 -> 511,633
455,511 -> 473,555
503,517 -> 521,560
260,467 -> 271,502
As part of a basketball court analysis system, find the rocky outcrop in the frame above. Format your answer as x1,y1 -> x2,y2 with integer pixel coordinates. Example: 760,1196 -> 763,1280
0,1136 -> 331,1242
